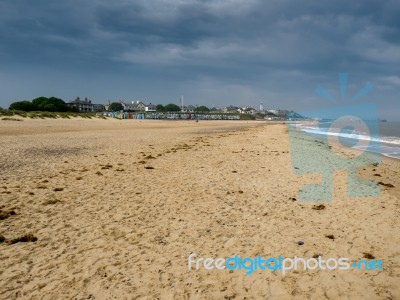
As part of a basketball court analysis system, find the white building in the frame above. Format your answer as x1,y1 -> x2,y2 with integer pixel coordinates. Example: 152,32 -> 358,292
145,103 -> 157,112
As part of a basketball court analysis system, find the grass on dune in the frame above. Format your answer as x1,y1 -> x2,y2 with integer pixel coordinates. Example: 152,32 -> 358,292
0,110 -> 106,119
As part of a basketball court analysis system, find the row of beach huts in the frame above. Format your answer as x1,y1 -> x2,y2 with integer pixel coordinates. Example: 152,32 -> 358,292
103,112 -> 241,120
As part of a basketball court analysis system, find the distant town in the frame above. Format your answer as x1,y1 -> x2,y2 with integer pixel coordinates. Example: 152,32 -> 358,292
4,96 -> 301,120
68,97 -> 298,120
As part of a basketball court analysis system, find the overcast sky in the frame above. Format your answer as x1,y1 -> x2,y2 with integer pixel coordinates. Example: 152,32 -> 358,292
0,0 -> 399,119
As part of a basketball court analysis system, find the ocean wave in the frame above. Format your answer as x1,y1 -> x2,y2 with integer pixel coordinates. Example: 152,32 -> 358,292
297,126 -> 400,160
300,127 -> 400,146
380,137 -> 400,145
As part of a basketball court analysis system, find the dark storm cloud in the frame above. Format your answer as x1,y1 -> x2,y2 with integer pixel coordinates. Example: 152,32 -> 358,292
0,0 -> 399,119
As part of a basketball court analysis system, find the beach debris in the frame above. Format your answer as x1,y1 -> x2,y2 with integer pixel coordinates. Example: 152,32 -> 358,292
363,252 -> 375,259
154,235 -> 168,245
238,190 -> 244,194
9,233 -> 38,244
289,197 -> 297,202
145,166 -> 154,169
312,204 -> 326,210
325,234 -> 335,240
42,199 -> 61,205
373,174 -> 382,177
296,240 -> 304,245
53,188 -> 64,192
378,182 -> 395,188
312,253 -> 322,259
0,209 -> 16,220
101,164 -> 113,169
0,235 -> 5,243
232,170 -> 238,173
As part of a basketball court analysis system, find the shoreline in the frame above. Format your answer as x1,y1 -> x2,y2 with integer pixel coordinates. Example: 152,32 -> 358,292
290,122 -> 400,161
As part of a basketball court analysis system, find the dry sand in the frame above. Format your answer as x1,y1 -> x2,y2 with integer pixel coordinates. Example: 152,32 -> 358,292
0,117 -> 399,299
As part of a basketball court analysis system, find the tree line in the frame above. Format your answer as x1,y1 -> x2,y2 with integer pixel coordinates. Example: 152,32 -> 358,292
155,104 -> 210,112
7,98 -> 212,113
8,97 -> 74,112
109,102 -> 210,112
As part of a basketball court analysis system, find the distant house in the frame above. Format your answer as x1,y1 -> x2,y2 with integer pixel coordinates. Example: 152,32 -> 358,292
223,105 -> 239,113
67,97 -> 96,112
145,103 -> 157,112
93,104 -> 105,112
105,100 -> 156,112
209,107 -> 222,113
122,100 -> 147,112
182,105 -> 196,113
104,101 -> 111,111
104,100 -> 124,111
238,107 -> 257,114
267,109 -> 279,115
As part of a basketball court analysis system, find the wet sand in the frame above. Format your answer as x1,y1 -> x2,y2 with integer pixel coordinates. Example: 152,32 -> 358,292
0,118 -> 399,299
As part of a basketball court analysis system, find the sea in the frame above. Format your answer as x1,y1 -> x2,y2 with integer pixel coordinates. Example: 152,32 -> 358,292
293,120 -> 400,160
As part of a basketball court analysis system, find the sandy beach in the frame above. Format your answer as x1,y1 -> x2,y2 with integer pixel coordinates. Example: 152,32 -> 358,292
0,118 -> 399,299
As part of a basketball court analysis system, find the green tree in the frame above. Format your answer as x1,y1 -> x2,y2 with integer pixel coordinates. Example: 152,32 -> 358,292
31,97 -> 47,110
9,101 -> 34,111
32,96 -> 68,112
156,104 -> 165,112
48,97 -> 68,112
109,102 -> 124,111
197,105 -> 210,112
43,104 -> 57,112
164,103 -> 181,112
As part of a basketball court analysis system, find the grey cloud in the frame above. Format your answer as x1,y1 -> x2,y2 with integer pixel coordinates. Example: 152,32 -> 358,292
0,0 -> 399,119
